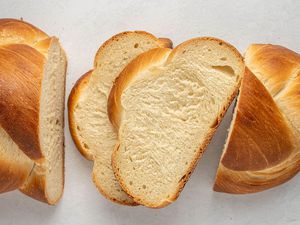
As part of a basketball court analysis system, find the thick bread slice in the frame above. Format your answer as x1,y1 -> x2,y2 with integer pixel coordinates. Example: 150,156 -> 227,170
68,31 -> 171,205
0,19 -> 67,204
109,37 -> 244,208
214,45 -> 300,193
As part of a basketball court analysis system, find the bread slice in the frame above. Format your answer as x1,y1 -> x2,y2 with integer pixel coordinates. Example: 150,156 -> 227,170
68,31 -> 172,205
109,37 -> 244,208
214,44 -> 300,193
0,19 -> 67,204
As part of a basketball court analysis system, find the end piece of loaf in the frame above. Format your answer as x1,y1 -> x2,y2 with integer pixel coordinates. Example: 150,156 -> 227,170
109,37 -> 244,208
0,19 -> 66,204
214,44 -> 300,193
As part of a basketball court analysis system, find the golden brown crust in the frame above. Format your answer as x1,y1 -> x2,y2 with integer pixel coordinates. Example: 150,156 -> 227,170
68,70 -> 93,160
0,44 -> 45,160
0,157 -> 32,193
0,19 -> 66,204
109,37 -> 244,208
108,48 -> 172,129
19,164 -> 65,205
214,158 -> 300,194
19,167 -> 49,204
0,19 -> 53,161
158,38 -> 173,48
167,37 -> 244,65
221,69 -> 295,171
245,44 -> 300,97
213,69 -> 298,193
0,18 -> 48,46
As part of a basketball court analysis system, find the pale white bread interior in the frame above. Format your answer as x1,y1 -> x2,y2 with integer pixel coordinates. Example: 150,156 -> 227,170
20,37 -> 67,204
68,31 -> 172,205
214,44 -> 300,194
0,19 -> 66,204
110,37 -> 244,208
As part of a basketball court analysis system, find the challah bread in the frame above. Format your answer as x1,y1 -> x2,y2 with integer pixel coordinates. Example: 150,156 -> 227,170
109,37 -> 244,208
214,44 -> 300,193
0,19 -> 67,204
68,32 -> 172,205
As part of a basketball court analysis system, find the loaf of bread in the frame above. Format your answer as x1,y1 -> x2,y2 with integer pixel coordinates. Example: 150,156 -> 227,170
0,19 -> 67,204
214,44 -> 300,193
68,31 -> 172,205
108,38 -> 245,208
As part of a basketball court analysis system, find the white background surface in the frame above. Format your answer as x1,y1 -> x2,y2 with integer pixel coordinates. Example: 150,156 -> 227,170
0,0 -> 299,224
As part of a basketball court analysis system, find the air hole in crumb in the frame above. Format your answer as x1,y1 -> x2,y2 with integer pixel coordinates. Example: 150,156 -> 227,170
182,50 -> 186,54
133,167 -> 136,170
220,57 -> 227,61
208,49 -> 211,52
77,126 -> 81,131
101,172 -> 104,175
142,185 -> 146,189
129,181 -> 133,185
185,162 -> 188,165
55,119 -> 60,125
219,42 -> 223,46
212,65 -> 235,77
134,43 -> 139,48
129,156 -> 133,162
83,142 -> 89,149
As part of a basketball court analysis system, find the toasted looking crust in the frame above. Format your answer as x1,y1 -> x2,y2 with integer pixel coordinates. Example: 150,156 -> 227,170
68,31 -> 172,205
109,37 -> 244,207
214,44 -> 300,194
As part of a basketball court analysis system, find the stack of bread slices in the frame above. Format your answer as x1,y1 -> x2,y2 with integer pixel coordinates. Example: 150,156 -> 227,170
69,30 -> 300,208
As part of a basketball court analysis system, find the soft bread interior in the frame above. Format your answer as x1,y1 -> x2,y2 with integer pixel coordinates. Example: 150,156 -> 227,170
72,33 -> 166,204
40,38 -> 66,202
0,127 -> 33,192
26,38 -> 66,203
114,38 -> 244,207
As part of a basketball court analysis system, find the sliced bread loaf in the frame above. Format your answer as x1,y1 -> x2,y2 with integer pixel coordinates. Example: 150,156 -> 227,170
68,32 -> 172,205
214,45 -> 300,193
0,19 -> 67,204
109,37 -> 244,208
